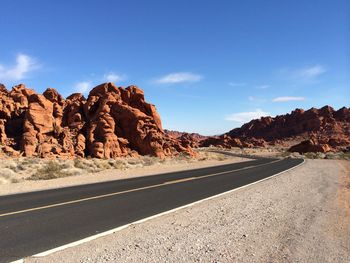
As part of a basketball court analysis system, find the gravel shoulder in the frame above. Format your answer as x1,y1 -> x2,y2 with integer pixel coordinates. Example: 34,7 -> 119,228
25,159 -> 350,263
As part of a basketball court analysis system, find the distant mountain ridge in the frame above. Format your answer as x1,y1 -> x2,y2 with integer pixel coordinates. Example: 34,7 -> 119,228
199,105 -> 350,152
164,130 -> 210,148
227,105 -> 350,142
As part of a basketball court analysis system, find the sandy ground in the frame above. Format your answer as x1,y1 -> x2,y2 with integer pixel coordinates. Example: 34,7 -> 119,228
0,154 -> 249,196
24,159 -> 350,263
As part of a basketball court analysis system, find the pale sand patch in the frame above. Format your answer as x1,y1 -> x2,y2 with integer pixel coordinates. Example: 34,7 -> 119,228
0,152 -> 249,196
25,159 -> 350,263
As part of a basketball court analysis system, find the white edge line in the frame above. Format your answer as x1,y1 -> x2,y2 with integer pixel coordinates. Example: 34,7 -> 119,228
18,158 -> 305,261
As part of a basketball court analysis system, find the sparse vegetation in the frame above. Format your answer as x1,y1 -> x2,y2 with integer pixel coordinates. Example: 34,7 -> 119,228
338,152 -> 350,161
30,160 -> 69,180
0,168 -> 16,184
2,147 -> 349,185
279,151 -> 292,158
2,147 -> 311,184
141,156 -> 159,166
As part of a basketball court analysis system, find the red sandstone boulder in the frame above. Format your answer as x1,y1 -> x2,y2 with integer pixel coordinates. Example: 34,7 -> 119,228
288,139 -> 332,154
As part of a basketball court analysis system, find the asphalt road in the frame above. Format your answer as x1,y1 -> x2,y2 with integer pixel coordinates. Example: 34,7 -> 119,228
0,157 -> 303,262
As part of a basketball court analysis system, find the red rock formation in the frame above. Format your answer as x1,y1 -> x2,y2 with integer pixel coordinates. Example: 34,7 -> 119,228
200,135 -> 243,148
224,105 -> 350,152
165,130 -> 208,141
0,82 -> 195,159
200,135 -> 267,149
164,130 -> 209,148
228,106 -> 350,141
288,139 -> 332,154
198,105 -> 349,152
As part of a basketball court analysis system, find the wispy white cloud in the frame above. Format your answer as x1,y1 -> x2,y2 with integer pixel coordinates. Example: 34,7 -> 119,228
225,109 -> 270,124
280,64 -> 327,82
255,84 -> 270,89
272,96 -> 305,102
297,65 -> 326,78
155,72 -> 202,84
103,72 -> 125,83
75,81 -> 92,94
228,82 -> 246,87
0,53 -> 39,82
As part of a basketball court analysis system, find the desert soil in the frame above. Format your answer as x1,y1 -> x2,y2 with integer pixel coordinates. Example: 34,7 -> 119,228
24,159 -> 350,263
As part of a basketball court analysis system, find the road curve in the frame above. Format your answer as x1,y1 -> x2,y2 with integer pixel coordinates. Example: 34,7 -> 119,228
0,157 -> 303,262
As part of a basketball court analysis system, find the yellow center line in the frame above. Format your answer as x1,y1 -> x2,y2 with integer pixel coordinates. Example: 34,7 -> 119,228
0,159 -> 281,218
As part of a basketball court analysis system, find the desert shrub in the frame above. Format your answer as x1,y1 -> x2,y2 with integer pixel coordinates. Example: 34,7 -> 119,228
338,152 -> 350,160
73,158 -> 100,172
0,168 -> 16,184
315,152 -> 326,159
125,158 -> 141,165
142,156 -> 159,166
325,153 -> 337,159
93,159 -> 112,170
108,159 -> 126,169
16,158 -> 42,172
123,158 -> 144,169
60,167 -> 84,177
59,160 -> 74,169
3,160 -> 18,172
280,151 -> 292,158
15,163 -> 27,171
158,158 -> 167,163
30,160 -> 67,180
73,158 -> 85,169
74,158 -> 131,172
20,158 -> 41,166
10,178 -> 21,183
304,152 -> 317,159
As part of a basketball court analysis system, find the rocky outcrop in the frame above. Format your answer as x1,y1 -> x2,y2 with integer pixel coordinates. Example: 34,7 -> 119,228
165,130 -> 208,141
228,106 -> 350,143
199,105 -> 349,152
223,106 -> 350,152
165,130 -> 209,148
0,83 -> 195,159
200,135 -> 243,148
288,139 -> 332,154
200,135 -> 267,149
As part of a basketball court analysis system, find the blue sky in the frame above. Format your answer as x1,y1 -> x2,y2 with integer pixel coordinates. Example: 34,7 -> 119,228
0,0 -> 349,135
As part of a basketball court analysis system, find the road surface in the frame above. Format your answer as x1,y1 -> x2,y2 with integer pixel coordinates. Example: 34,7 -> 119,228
0,157 -> 303,262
